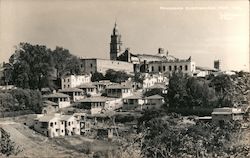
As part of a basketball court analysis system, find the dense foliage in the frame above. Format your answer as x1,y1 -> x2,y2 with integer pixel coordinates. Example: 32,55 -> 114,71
7,43 -> 81,90
91,69 -> 130,83
137,111 -> 248,158
0,88 -> 42,113
0,129 -> 22,156
51,46 -> 81,77
105,69 -> 131,83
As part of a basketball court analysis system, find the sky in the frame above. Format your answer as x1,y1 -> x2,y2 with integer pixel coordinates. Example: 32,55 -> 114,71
0,0 -> 249,71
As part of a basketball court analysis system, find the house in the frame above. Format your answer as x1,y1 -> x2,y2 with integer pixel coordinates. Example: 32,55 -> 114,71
76,97 -> 122,114
105,84 -> 133,98
143,95 -> 165,110
76,97 -> 106,114
212,107 -> 244,123
43,92 -> 70,108
41,100 -> 59,114
145,83 -> 168,94
61,74 -> 91,89
143,73 -> 169,89
78,83 -> 97,96
92,80 -> 112,94
33,113 -> 80,138
58,88 -> 85,102
193,66 -> 218,77
73,113 -> 91,135
123,93 -> 144,110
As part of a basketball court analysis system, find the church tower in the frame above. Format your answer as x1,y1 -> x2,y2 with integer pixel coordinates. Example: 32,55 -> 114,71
110,22 -> 122,60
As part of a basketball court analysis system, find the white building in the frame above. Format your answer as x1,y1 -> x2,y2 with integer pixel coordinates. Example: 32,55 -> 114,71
78,83 -> 97,96
123,94 -> 165,110
76,97 -> 123,114
61,74 -> 91,89
105,84 -> 133,98
43,92 -> 71,108
212,107 -> 244,123
143,73 -> 168,89
58,88 -> 85,102
147,59 -> 196,76
34,113 -> 80,138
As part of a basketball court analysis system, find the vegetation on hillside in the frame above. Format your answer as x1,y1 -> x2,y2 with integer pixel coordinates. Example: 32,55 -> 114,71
137,111 -> 249,158
0,129 -> 22,156
6,43 -> 81,90
0,88 -> 42,113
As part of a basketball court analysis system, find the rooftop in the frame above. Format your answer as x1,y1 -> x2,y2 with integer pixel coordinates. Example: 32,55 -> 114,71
76,97 -> 107,103
58,88 -> 83,92
106,83 -> 132,89
78,83 -> 96,88
43,92 -> 69,98
145,94 -> 164,99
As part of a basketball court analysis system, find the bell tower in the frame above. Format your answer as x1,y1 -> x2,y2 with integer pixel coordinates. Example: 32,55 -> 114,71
110,22 -> 122,60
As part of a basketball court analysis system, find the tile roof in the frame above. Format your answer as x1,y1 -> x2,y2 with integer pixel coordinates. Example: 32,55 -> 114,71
78,83 -> 96,88
76,97 -> 107,103
106,84 -> 131,89
35,115 -> 57,122
43,100 -> 58,106
43,92 -> 70,98
147,83 -> 166,89
60,115 -> 73,121
145,94 -> 164,99
58,88 -> 83,92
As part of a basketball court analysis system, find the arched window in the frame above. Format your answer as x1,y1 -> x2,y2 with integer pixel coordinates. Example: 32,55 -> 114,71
185,65 -> 188,71
169,66 -> 172,71
151,66 -> 154,72
163,66 -> 166,71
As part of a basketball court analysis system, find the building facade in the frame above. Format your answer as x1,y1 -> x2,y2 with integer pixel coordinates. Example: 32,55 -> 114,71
34,113 -> 80,138
61,74 -> 91,89
79,58 -> 134,75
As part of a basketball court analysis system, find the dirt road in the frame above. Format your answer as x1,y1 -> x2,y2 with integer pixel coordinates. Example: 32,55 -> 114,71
0,121 -> 89,157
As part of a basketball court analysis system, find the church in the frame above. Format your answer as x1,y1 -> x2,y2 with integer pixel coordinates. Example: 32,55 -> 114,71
80,22 -> 196,76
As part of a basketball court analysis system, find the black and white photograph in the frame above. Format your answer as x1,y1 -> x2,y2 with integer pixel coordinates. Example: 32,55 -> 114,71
0,0 -> 249,157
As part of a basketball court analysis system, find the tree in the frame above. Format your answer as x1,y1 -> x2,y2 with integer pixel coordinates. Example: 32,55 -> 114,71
11,88 -> 43,113
91,72 -> 105,82
210,74 -> 234,107
167,71 -> 188,108
51,46 -> 81,77
0,129 -> 22,156
10,43 -> 54,90
105,69 -> 130,83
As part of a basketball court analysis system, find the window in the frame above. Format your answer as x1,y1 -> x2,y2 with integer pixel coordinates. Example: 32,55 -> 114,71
174,66 -> 177,71
185,65 -> 188,71
61,130 -> 64,133
163,66 -> 166,71
68,79 -> 70,82
158,66 -> 161,72
61,121 -> 64,125
90,64 -> 93,68
50,122 -> 53,127
180,65 -> 183,70
55,122 -> 57,125
151,66 -> 154,72
169,66 -> 172,71
68,122 -> 71,126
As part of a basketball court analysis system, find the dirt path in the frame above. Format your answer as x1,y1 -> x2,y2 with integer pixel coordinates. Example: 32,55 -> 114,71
0,121 -> 89,157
